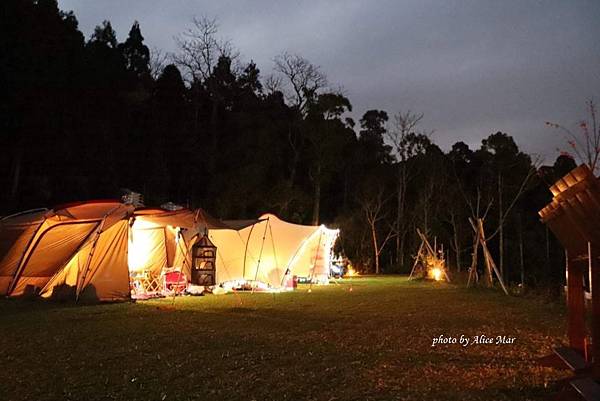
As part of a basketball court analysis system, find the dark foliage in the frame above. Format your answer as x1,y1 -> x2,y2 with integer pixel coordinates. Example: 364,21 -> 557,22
0,0 -> 574,290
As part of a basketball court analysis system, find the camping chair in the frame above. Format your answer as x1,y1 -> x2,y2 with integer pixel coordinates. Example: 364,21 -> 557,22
145,271 -> 161,293
162,268 -> 187,295
130,270 -> 161,297
130,271 -> 148,296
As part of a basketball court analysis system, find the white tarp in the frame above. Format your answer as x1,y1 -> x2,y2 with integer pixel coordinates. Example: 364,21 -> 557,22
209,213 -> 339,288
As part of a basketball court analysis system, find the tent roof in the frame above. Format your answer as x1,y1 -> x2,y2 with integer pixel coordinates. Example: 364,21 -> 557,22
1,201 -> 133,226
133,207 -> 167,215
258,213 -> 339,233
0,209 -> 48,227
220,218 -> 265,230
133,208 -> 198,229
52,200 -> 133,222
132,207 -> 234,230
196,208 -> 233,229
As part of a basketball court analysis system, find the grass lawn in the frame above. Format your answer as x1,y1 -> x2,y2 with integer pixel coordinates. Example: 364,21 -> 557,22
0,276 -> 570,401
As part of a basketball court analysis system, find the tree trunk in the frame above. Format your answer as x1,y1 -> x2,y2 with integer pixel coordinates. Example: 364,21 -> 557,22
287,124 -> 300,188
311,164 -> 321,225
371,223 -> 380,274
208,99 -> 219,173
395,222 -> 400,267
10,144 -> 23,205
519,213 -> 525,287
399,231 -> 406,272
468,221 -> 479,286
451,213 -> 461,271
342,168 -> 349,211
395,165 -> 406,269
395,187 -> 401,268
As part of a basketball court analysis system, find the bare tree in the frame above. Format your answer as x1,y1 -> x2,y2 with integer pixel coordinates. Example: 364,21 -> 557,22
358,184 -> 395,274
273,51 -> 327,113
172,16 -> 238,84
388,111 -> 431,160
272,52 -> 328,203
448,208 -> 463,271
172,16 -> 241,174
386,111 -> 432,270
149,46 -> 169,80
547,99 -> 600,174
487,161 -> 539,242
456,156 -> 539,289
263,74 -> 283,95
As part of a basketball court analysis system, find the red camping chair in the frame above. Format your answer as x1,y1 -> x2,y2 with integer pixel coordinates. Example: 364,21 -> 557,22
162,268 -> 187,295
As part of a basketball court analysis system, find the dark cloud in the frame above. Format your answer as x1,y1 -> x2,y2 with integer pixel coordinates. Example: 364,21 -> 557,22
58,0 -> 600,162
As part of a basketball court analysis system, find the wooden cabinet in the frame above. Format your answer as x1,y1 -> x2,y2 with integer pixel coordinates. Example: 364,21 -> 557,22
191,235 -> 217,286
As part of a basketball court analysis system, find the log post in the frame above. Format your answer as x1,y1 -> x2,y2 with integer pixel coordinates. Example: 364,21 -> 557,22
589,242 -> 600,380
567,251 -> 587,354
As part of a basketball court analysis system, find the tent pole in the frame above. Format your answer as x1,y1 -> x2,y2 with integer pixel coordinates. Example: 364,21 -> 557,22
38,221 -> 101,297
307,230 -> 324,292
408,241 -> 424,280
310,230 -> 324,283
74,204 -> 124,301
176,230 -> 191,277
252,217 -> 270,293
242,222 -> 258,279
75,216 -> 110,301
6,216 -> 47,296
267,221 -> 281,284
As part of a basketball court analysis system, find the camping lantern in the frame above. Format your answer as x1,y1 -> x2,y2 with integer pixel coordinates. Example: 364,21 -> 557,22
191,235 -> 217,286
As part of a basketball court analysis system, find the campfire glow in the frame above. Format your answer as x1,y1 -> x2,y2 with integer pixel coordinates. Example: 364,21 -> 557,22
430,267 -> 442,281
346,266 -> 358,277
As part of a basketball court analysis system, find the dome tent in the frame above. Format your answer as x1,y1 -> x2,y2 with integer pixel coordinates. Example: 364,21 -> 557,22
0,201 -> 205,302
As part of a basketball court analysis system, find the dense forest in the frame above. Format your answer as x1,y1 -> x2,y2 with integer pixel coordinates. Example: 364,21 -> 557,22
1,0 -> 585,290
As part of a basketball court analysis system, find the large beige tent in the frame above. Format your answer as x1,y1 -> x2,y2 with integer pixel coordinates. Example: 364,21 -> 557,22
209,213 -> 339,288
0,204 -> 340,300
0,201 -> 204,301
127,208 -> 202,283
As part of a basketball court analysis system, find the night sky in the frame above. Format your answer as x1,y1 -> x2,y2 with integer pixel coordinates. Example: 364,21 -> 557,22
58,0 -> 600,162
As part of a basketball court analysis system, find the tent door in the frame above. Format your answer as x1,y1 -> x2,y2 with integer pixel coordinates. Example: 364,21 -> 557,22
191,235 -> 216,286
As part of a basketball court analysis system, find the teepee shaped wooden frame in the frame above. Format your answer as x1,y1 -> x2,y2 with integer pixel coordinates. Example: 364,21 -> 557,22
409,229 -> 451,282
467,217 -> 508,295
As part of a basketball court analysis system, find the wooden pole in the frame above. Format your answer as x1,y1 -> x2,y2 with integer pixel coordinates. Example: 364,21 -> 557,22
546,226 -> 551,269
479,219 -> 493,287
498,172 -> 504,281
408,240 -> 424,280
567,251 -> 587,354
589,242 -> 600,379
479,219 -> 509,295
467,218 -> 479,287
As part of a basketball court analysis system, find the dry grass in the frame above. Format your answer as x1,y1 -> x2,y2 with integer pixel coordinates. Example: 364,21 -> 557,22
0,276 -> 570,400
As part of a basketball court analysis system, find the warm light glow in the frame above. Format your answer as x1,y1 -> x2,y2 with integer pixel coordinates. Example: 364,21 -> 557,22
431,267 -> 442,281
128,228 -> 155,271
346,265 -> 358,277
285,227 -> 323,275
284,225 -> 339,283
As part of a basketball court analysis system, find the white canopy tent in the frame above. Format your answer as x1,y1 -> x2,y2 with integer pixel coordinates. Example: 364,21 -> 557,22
209,213 -> 339,288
